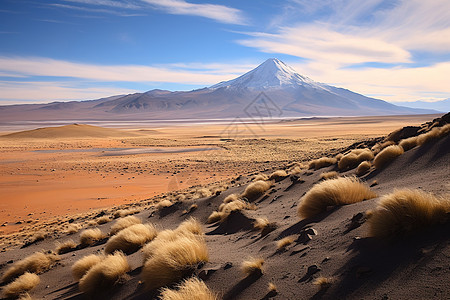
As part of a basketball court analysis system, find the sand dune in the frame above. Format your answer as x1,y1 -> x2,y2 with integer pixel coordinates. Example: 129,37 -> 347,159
0,114 -> 448,299
0,124 -> 140,139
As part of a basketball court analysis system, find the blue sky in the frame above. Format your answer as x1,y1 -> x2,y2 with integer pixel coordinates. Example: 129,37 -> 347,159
0,0 -> 449,105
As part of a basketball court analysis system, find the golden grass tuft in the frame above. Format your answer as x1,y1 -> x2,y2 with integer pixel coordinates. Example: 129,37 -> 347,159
308,157 -> 337,170
2,272 -> 40,299
110,215 -> 141,235
298,177 -> 376,219
268,282 -> 277,293
105,223 -> 157,254
78,252 -> 130,294
113,208 -> 140,219
399,136 -> 418,151
253,173 -> 269,181
368,189 -> 450,239
338,149 -> 373,170
176,217 -> 203,236
207,199 -> 253,224
71,254 -> 104,281
96,216 -> 111,225
373,145 -> 404,169
320,171 -> 338,180
276,236 -> 295,250
156,200 -> 174,210
142,219 -> 204,262
79,228 -> 104,246
55,239 -> 77,254
1,252 -> 59,284
141,235 -> 209,291
253,217 -> 270,231
66,223 -> 81,234
159,277 -> 217,300
399,124 -> 450,152
241,180 -> 272,201
269,170 -> 288,181
223,193 -> 240,203
241,258 -> 264,277
194,188 -> 212,199
313,276 -> 333,290
356,161 -> 371,176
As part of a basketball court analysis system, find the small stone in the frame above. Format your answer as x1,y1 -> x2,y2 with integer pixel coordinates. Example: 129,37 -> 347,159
223,262 -> 233,270
305,228 -> 317,236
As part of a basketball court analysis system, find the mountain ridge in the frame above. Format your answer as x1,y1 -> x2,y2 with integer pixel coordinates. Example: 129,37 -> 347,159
0,58 -> 437,121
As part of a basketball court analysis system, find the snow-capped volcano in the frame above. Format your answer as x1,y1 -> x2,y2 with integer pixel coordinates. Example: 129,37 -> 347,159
0,58 -> 437,122
210,58 -> 316,89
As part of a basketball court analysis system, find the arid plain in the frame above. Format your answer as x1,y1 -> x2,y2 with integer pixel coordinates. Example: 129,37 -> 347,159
0,113 -> 449,300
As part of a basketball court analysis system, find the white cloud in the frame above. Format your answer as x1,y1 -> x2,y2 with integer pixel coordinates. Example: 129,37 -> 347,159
0,56 -> 244,84
236,0 -> 450,102
59,0 -> 246,24
291,61 -> 450,102
0,81 -> 138,103
0,57 -> 254,102
141,0 -> 246,24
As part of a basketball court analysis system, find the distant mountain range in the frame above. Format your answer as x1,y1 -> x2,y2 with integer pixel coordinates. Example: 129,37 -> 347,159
392,99 -> 449,112
0,58 -> 438,122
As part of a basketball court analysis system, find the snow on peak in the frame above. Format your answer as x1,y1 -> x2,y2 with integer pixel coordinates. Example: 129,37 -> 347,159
210,58 -> 316,90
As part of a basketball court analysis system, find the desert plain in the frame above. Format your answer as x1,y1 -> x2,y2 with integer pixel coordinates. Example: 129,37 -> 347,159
0,113 -> 449,299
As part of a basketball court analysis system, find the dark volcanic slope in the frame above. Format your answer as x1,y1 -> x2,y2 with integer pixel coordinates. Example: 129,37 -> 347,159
0,114 -> 448,300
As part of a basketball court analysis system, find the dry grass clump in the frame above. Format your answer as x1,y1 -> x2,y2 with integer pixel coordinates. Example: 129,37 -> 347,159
253,217 -> 269,231
72,254 -> 105,281
142,218 -> 203,262
338,149 -> 373,170
269,170 -> 288,181
356,161 -> 371,176
105,223 -> 157,254
276,236 -> 294,250
156,200 -> 174,210
176,218 -> 203,236
66,223 -> 81,234
110,215 -> 141,235
160,277 -> 217,300
399,136 -> 418,151
141,235 -> 209,291
96,216 -> 111,225
320,171 -> 338,180
1,252 -> 59,283
79,228 -> 104,246
241,180 -> 272,201
113,208 -> 140,219
223,194 -> 240,203
368,189 -> 450,239
207,199 -> 253,224
78,252 -> 130,294
253,173 -> 269,181
313,276 -> 333,290
308,157 -> 337,170
298,177 -> 376,219
373,145 -> 404,169
241,258 -> 264,277
194,188 -> 212,199
2,272 -> 40,299
399,124 -> 450,151
55,239 -> 77,254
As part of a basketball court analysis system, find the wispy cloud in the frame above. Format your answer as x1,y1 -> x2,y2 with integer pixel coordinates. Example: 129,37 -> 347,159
58,0 -> 246,24
0,80 -> 138,103
0,56 -> 244,84
50,3 -> 145,17
141,0 -> 246,25
237,0 -> 450,101
0,56 -> 249,102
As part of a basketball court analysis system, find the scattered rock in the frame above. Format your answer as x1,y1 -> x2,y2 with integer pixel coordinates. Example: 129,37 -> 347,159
223,262 -> 233,270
